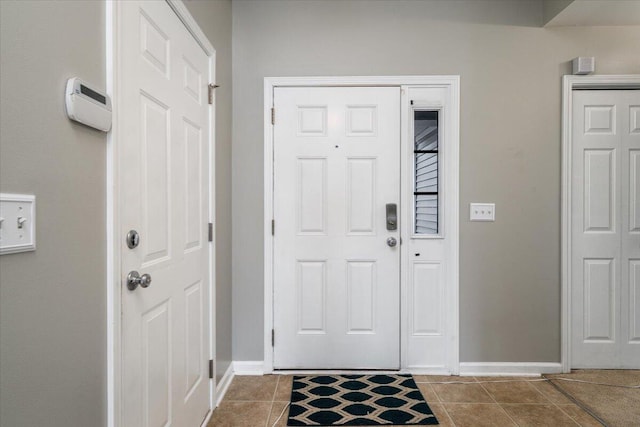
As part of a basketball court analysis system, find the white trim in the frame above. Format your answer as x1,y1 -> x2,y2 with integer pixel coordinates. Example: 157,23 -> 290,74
200,410 -> 213,427
560,74 -> 640,374
165,0 -> 215,55
404,367 -> 454,376
106,2 -> 217,426
263,76 -> 460,375
106,3 -> 122,425
459,362 -> 563,377
215,363 -> 235,407
233,361 -> 265,376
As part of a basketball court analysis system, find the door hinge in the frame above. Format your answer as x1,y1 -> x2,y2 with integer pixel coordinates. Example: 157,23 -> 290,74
209,359 -> 214,379
271,219 -> 275,236
208,84 -> 219,105
208,222 -> 213,242
271,329 -> 275,347
271,107 -> 275,125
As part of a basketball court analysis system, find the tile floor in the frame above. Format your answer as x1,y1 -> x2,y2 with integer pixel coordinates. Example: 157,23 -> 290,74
207,374 -> 602,427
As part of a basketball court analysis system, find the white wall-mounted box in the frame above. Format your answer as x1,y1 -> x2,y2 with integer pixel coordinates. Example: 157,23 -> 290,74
470,203 -> 495,221
572,57 -> 595,75
0,193 -> 36,255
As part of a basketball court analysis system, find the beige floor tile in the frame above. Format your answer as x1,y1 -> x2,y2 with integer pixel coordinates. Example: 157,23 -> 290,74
273,375 -> 293,401
556,404 -> 603,427
548,373 -> 640,427
528,380 -> 574,404
444,403 -> 517,427
267,401 -> 290,427
480,379 -> 551,404
208,401 -> 272,427
417,382 -> 440,402
427,403 -> 455,426
432,382 -> 493,403
501,403 -> 579,427
550,369 -> 640,386
414,375 -> 476,384
223,375 -> 279,401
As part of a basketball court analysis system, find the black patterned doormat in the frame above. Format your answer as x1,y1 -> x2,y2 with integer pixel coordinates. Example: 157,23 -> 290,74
287,374 -> 438,426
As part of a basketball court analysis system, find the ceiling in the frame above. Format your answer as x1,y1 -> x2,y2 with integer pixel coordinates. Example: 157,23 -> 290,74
545,0 -> 640,27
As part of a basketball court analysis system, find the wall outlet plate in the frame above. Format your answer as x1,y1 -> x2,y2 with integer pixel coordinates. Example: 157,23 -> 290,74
470,203 -> 495,221
0,193 -> 36,255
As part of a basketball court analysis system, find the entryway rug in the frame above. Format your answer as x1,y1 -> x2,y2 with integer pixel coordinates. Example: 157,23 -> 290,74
287,374 -> 438,426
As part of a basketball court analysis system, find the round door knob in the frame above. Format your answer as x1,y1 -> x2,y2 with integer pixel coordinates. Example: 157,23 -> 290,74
126,270 -> 152,291
387,237 -> 397,247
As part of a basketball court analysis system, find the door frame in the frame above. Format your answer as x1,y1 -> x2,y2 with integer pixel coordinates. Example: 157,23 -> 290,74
560,74 -> 640,373
106,2 -> 217,426
263,76 -> 460,374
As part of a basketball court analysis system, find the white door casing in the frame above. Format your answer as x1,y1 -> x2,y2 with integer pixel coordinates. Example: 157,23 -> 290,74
273,87 -> 401,369
116,1 -> 213,425
264,77 -> 460,374
570,89 -> 640,368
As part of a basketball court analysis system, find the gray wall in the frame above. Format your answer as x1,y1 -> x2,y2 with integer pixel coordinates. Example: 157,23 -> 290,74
231,0 -> 640,362
0,1 -> 233,426
0,1 -> 106,426
183,0 -> 234,385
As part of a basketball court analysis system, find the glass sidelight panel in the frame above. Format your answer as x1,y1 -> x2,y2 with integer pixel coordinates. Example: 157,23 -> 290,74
414,110 -> 439,235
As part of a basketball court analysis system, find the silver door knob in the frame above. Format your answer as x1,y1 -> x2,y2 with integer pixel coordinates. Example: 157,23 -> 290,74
126,270 -> 152,291
387,237 -> 397,247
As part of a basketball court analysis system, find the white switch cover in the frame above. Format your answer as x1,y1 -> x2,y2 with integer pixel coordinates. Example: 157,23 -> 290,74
0,193 -> 36,255
470,203 -> 495,221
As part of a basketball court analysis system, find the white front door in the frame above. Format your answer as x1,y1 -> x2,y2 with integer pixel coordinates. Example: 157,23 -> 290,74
571,89 -> 640,368
119,1 -> 212,425
272,87 -> 401,369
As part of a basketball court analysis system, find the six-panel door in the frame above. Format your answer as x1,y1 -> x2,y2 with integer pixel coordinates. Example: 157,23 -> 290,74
571,90 -> 640,368
120,1 -> 211,425
273,87 -> 401,369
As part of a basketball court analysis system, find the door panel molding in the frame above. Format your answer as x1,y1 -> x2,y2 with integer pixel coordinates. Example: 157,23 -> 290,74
561,75 -> 640,373
264,76 -> 460,374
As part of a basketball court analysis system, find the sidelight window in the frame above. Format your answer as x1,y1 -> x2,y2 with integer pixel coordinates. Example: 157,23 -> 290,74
414,110 -> 440,235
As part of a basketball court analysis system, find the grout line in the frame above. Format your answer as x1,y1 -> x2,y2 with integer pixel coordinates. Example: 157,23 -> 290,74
436,402 -> 458,426
428,382 -> 443,403
526,379 -> 581,426
474,377 -> 520,426
264,375 -> 280,427
544,376 -> 607,427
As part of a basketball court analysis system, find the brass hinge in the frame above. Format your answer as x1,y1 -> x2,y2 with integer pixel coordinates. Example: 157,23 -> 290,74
271,219 -> 275,236
208,222 -> 213,242
271,329 -> 275,347
208,359 -> 214,379
271,107 -> 275,125
208,84 -> 219,105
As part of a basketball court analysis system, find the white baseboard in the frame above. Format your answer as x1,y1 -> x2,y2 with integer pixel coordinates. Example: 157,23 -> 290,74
233,360 -> 264,376
215,363 -> 235,407
459,362 -> 563,377
402,366 -> 451,375
224,360 -> 561,378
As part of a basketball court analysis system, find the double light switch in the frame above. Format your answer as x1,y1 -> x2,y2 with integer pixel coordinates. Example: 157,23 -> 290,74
0,193 -> 36,255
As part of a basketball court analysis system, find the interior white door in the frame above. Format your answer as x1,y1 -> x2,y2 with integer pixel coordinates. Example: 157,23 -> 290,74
272,87 -> 401,369
571,89 -> 640,368
119,1 -> 211,425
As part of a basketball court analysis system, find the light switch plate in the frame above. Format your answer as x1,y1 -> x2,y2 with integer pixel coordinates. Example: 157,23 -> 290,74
470,203 -> 495,221
0,193 -> 36,255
